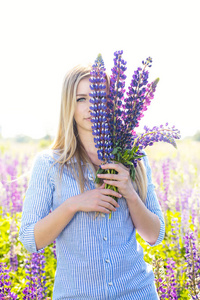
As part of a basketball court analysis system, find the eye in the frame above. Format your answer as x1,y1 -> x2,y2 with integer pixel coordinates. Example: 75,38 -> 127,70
77,97 -> 86,102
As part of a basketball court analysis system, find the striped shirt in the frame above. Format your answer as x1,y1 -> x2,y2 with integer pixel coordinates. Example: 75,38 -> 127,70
19,149 -> 165,300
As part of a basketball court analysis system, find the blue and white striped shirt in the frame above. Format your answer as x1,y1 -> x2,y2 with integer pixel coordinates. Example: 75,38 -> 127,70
19,150 -> 165,300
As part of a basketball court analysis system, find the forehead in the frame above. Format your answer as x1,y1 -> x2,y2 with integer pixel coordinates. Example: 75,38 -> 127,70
76,76 -> 109,96
76,77 -> 90,95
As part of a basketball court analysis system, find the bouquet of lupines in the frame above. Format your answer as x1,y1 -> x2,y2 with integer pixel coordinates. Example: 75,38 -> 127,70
89,51 -> 180,217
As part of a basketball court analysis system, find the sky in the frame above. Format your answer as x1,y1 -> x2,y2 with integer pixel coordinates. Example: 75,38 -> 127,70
0,0 -> 199,139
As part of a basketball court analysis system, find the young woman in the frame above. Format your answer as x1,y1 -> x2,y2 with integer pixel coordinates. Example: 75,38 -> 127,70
19,64 -> 165,299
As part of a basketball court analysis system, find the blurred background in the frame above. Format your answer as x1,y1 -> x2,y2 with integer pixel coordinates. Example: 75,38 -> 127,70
0,2 -> 199,298
0,0 -> 200,147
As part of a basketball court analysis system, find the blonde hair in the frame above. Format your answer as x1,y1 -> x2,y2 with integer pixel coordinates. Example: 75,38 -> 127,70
49,64 -> 147,204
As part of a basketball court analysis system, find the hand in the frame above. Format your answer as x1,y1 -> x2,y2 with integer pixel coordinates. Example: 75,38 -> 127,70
97,162 -> 136,200
74,183 -> 121,214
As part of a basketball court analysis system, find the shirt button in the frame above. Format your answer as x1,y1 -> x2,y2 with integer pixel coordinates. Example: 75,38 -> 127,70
101,213 -> 106,217
103,236 -> 107,241
108,282 -> 113,286
105,259 -> 110,263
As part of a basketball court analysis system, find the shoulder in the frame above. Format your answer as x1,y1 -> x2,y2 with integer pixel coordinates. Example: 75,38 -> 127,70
30,149 -> 60,176
33,149 -> 60,164
28,150 -> 60,187
141,151 -> 155,186
141,150 -> 150,169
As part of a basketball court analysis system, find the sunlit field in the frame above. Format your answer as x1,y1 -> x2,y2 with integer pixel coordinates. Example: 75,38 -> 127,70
0,139 -> 199,299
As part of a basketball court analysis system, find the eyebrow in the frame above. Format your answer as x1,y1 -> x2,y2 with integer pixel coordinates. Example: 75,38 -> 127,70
76,94 -> 87,97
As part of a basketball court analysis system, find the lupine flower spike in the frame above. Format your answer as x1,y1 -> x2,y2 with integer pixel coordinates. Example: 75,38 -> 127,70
90,50 -> 181,218
183,231 -> 200,299
89,54 -> 114,163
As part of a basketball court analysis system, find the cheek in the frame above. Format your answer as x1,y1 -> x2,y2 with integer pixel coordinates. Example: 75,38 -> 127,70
73,108 -> 79,122
74,104 -> 84,121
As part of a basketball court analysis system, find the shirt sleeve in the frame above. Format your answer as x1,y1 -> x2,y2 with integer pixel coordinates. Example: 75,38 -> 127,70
142,153 -> 165,247
19,151 -> 54,253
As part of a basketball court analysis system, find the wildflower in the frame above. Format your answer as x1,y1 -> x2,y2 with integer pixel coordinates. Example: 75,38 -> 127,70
22,251 -> 47,299
89,50 -> 181,218
89,54 -> 114,162
183,231 -> 200,299
165,258 -> 178,299
0,262 -> 17,299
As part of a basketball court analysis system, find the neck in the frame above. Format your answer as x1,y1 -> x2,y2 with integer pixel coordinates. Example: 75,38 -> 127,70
77,130 -> 102,166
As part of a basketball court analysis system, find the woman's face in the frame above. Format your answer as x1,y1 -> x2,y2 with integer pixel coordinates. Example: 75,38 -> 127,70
74,76 -> 93,134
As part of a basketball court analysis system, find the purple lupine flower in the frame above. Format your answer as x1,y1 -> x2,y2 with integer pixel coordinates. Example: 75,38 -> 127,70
171,217 -> 181,251
9,219 -> 18,272
180,189 -> 193,235
107,50 -> 127,144
134,124 -> 181,150
122,58 -> 159,149
53,240 -> 57,259
1,154 -> 25,216
22,251 -> 47,299
183,231 -> 200,299
153,257 -> 168,299
0,262 -> 17,299
90,50 -> 181,219
162,158 -> 170,211
165,258 -> 178,299
89,54 -> 114,162
154,257 -> 178,299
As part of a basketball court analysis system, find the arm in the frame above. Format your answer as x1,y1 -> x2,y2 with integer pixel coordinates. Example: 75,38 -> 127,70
126,191 -> 161,246
19,152 -> 55,253
34,188 -> 121,252
126,155 -> 165,246
34,198 -> 76,252
19,152 -> 121,253
98,154 -> 165,247
19,152 -> 79,253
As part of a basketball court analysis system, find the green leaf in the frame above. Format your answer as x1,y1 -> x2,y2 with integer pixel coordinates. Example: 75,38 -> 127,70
125,161 -> 133,166
112,147 -> 122,155
130,145 -> 139,155
94,167 -> 106,183
122,149 -> 128,158
130,166 -> 136,181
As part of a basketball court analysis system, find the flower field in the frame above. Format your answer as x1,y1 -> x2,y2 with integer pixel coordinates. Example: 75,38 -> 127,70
0,140 -> 199,299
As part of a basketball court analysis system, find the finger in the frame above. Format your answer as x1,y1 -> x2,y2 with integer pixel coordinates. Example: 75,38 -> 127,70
101,163 -> 121,173
101,162 -> 130,173
101,196 -> 120,208
98,201 -> 117,212
103,180 -> 120,188
101,188 -> 122,198
97,173 -> 123,180
97,206 -> 112,214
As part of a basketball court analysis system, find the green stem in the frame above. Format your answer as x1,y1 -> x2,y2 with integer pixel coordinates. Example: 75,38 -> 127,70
107,168 -> 118,219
